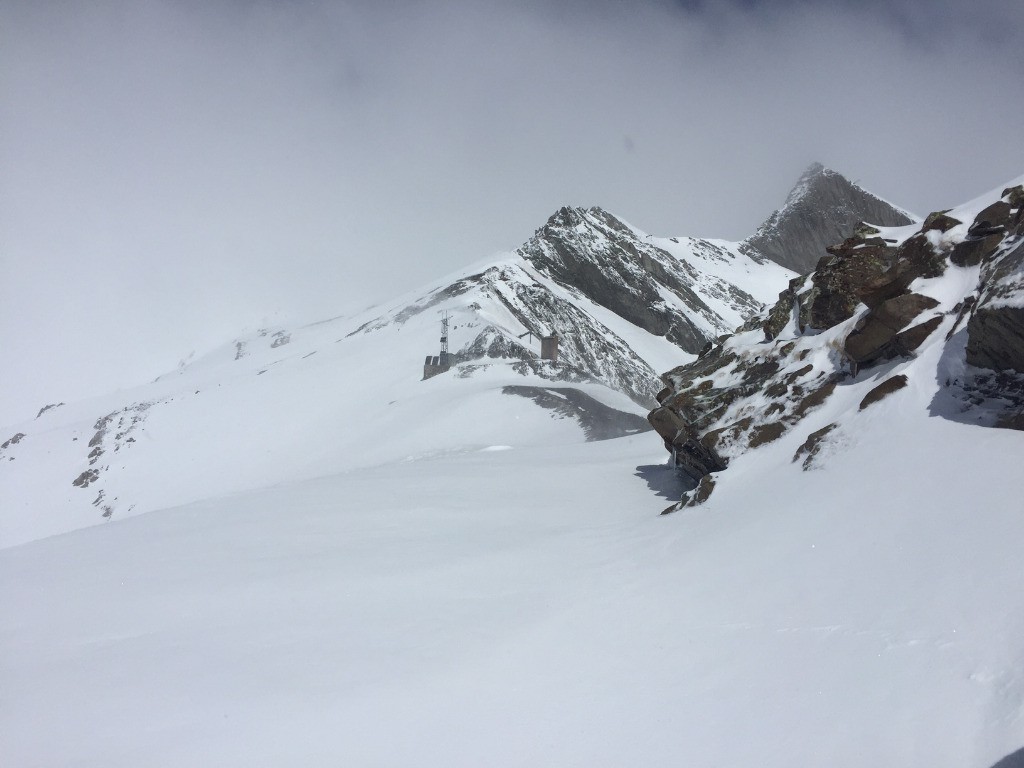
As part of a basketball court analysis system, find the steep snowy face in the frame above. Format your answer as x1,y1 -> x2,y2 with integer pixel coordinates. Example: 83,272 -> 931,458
743,163 -> 917,274
649,177 -> 1024,505
518,206 -> 767,353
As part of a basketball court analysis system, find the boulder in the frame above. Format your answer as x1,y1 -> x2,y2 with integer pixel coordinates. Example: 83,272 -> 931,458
968,201 -> 1013,236
763,284 -> 800,340
859,374 -> 909,410
967,238 -> 1024,373
804,245 -> 895,328
648,406 -> 690,445
967,306 -> 1024,373
922,210 -> 962,233
1002,184 -> 1024,209
951,232 -> 1005,268
844,293 -> 940,366
673,437 -> 728,486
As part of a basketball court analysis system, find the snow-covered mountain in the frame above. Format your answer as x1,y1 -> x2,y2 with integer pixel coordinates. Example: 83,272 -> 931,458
4,168 -> 1023,768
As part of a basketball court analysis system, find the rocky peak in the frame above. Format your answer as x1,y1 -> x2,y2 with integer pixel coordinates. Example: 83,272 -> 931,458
743,163 -> 916,274
538,205 -> 631,238
520,207 -> 738,354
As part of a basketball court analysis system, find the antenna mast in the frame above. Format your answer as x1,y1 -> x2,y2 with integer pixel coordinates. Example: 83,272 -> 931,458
440,311 -> 450,365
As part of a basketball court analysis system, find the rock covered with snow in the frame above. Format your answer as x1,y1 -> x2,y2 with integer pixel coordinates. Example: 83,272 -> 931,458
651,177 -> 1024,503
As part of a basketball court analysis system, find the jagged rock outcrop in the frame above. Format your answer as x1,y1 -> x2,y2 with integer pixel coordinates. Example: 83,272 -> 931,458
742,163 -> 916,274
966,191 -> 1024,373
651,179 -> 1024,498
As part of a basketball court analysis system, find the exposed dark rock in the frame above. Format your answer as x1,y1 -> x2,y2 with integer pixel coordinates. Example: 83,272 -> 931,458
72,469 -> 100,488
748,421 -> 786,448
946,296 -> 977,340
844,293 -> 940,366
763,287 -> 797,340
997,408 -> 1024,431
968,201 -> 1013,236
672,435 -> 729,487
792,423 -> 838,470
976,238 -> 1024,308
742,163 -> 914,274
790,376 -> 839,420
892,315 -> 943,355
763,275 -> 812,339
35,403 -> 65,418
652,331 -> 839,491
967,239 -> 1024,373
447,270 -> 665,406
967,306 -> 1024,373
2,432 -> 26,450
805,242 -> 896,328
951,232 -> 1005,267
660,472 -> 719,514
1003,185 -> 1024,208
897,234 -> 947,280
922,210 -> 961,233
648,405 -> 691,447
859,375 -> 909,410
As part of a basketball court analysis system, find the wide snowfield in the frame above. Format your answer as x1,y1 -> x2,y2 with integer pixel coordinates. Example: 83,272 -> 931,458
3,405 -> 1022,766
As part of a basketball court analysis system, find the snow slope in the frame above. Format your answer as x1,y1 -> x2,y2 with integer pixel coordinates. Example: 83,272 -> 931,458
2,381 -> 1022,766
0,303 -> 647,548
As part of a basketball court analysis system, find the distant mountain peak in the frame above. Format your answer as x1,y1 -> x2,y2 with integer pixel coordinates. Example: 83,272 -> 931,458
742,163 -> 915,273
785,161 -> 834,199
540,205 -> 627,235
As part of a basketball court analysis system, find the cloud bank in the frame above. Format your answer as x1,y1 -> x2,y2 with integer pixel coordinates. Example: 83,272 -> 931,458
1,0 -> 1022,423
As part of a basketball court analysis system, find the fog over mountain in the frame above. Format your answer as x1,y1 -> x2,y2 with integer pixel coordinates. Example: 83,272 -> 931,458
2,0 -> 1022,424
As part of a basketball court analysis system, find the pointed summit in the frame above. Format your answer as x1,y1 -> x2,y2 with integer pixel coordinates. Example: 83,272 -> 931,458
743,163 -> 915,273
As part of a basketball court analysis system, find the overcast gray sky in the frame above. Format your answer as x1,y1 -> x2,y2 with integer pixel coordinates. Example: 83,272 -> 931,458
2,0 -> 1022,424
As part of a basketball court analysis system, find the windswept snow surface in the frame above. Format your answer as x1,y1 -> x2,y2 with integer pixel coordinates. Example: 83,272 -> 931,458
3,374 -> 1024,766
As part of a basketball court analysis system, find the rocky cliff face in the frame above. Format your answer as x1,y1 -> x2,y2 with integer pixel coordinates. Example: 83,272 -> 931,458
742,163 -> 916,274
518,206 -> 762,354
649,178 -> 1024,507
